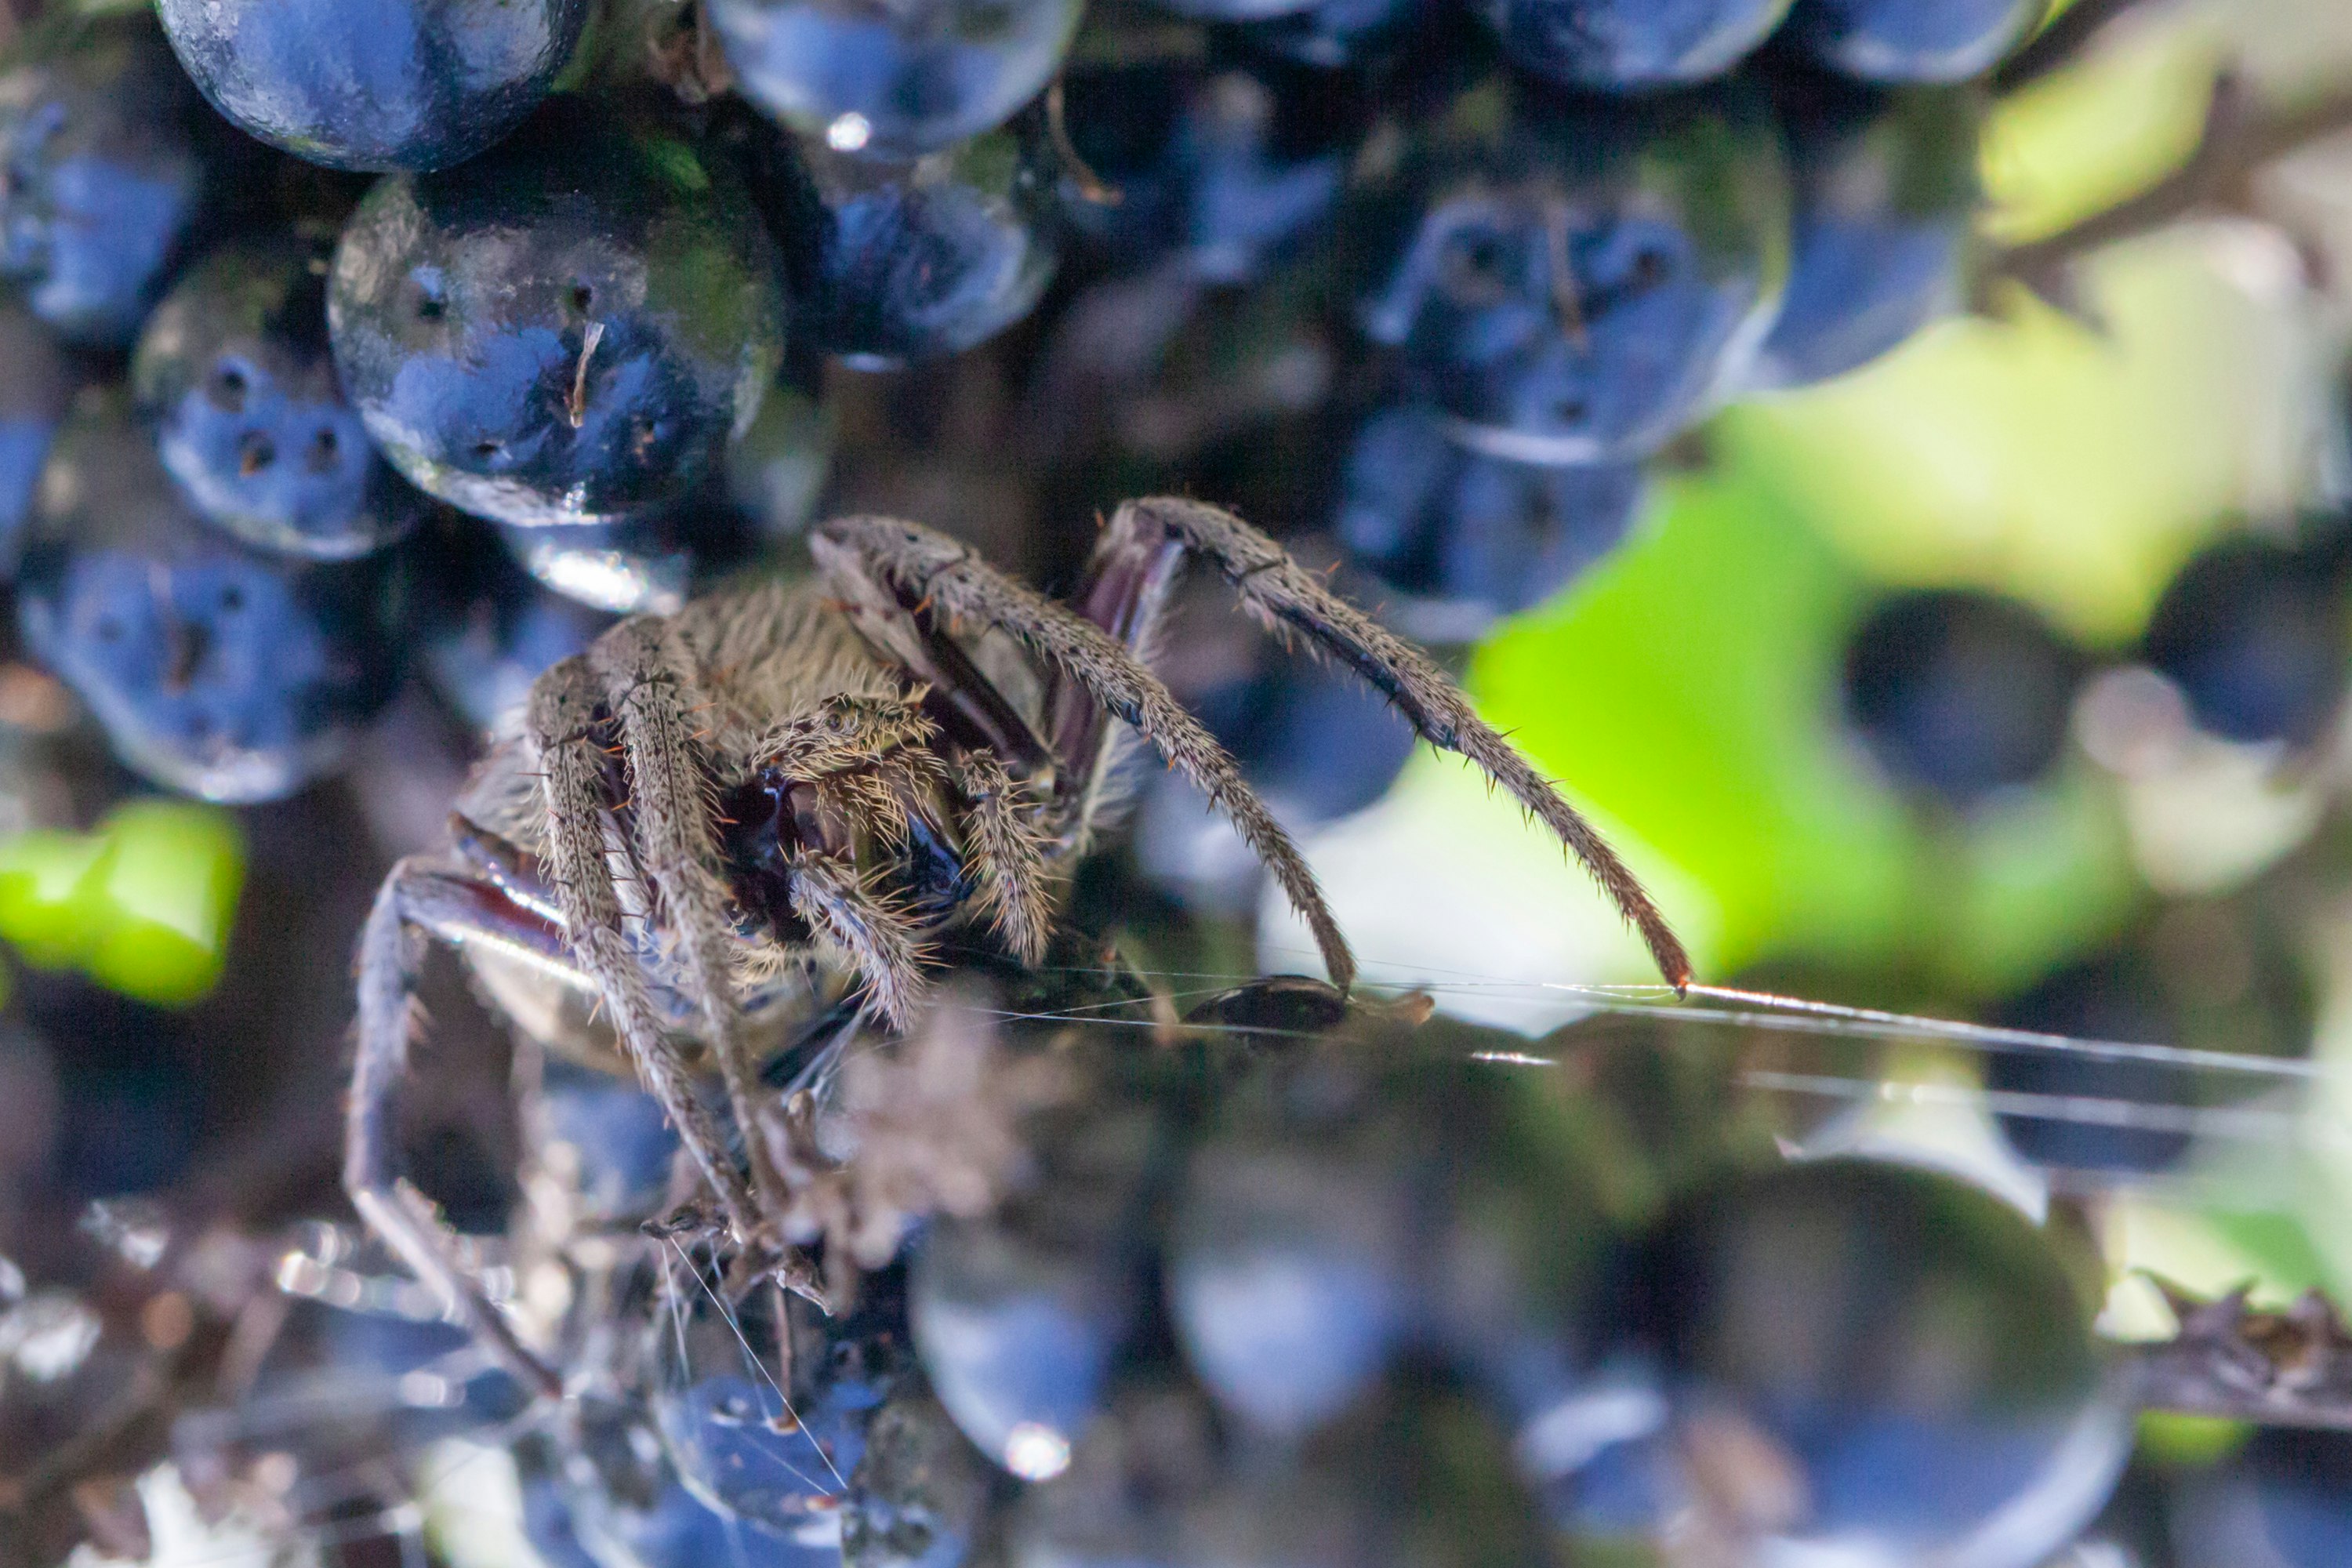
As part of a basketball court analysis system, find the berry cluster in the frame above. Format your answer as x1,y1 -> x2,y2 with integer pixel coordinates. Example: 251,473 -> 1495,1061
1,5 -> 2347,1566
0,0 -> 2024,815
440,984 -> 2137,1568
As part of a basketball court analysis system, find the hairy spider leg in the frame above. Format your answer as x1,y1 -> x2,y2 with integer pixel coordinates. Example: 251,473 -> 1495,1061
528,658 -> 764,1244
782,845 -> 929,1029
811,515 -> 1358,991
946,748 -> 1054,965
1051,493 -> 1192,853
347,857 -> 565,1396
1105,496 -> 1692,990
804,551 -> 1067,968
588,616 -> 792,1234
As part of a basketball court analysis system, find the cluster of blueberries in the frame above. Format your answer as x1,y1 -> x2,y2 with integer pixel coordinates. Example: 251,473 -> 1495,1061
220,981 -> 2158,1568
0,0 -> 2046,818
0,5 -> 2350,1566
1842,524 -> 2352,818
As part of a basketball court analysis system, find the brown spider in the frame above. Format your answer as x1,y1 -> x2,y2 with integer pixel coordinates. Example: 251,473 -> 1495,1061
346,498 -> 1689,1392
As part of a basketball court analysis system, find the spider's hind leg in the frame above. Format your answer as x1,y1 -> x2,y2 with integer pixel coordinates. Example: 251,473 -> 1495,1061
347,858 -> 561,1396
1100,496 -> 1691,990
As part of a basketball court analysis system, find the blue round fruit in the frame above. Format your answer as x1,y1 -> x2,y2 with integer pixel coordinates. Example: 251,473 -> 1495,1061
1748,80 -> 1979,391
134,236 -> 421,560
1649,1158 -> 2129,1566
909,1109 -> 1156,1474
711,0 -> 1083,162
840,1386 -> 1003,1568
1054,53 -> 1366,282
0,17 -> 213,347
415,519 -> 613,733
806,131 -> 1058,368
2177,1428 -> 2352,1568
1479,0 -> 1792,90
328,98 -> 787,528
16,400 -> 406,803
1789,0 -> 2050,82
156,0 -> 588,173
1348,77 -> 1789,463
1985,951 -> 2194,1177
1338,402 -> 1646,635
0,303 -> 73,570
649,1260 -> 907,1542
1841,587 -> 2088,808
2143,533 -> 2350,748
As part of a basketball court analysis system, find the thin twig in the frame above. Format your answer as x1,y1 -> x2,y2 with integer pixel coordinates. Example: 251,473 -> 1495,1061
1987,75 -> 2352,305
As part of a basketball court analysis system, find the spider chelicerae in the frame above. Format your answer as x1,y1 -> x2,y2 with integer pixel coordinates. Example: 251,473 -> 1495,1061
347,496 -> 1689,1392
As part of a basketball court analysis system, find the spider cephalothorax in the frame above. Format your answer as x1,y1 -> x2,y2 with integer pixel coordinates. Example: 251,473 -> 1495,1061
345,497 -> 1689,1392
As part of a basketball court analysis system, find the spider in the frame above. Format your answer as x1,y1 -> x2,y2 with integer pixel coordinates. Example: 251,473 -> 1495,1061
346,497 -> 1690,1394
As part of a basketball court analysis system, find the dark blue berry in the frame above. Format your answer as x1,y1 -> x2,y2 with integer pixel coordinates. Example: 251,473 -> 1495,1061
908,1102 -> 1159,1474
1171,1030 -> 1619,1439
651,1261 -> 909,1547
133,236 -> 421,560
1167,65 -> 1362,284
1350,78 -> 1789,463
535,1056 -> 679,1225
1841,588 -> 2088,807
1648,1158 -> 2129,1564
518,1465 -> 604,1568
416,521 -> 614,733
558,1398 -> 795,1568
840,1385 -> 1005,1568
1985,951 -> 2193,1176
2176,1428 -> 2352,1568
316,1306 -> 528,1428
1055,53 -> 1365,281
496,505 -> 758,616
2143,534 -> 2350,747
156,0 -> 588,174
1748,80 -> 1978,390
487,380 -> 832,615
808,132 -> 1058,368
16,400 -> 407,803
1789,0 -> 2051,82
1239,0 -> 1439,69
0,303 -> 72,570
1210,657 -> 1419,825
0,19 -> 213,347
1338,403 -> 1645,635
1167,1102 -> 1411,1435
328,98 -> 787,528
710,0 -> 1083,162
1478,0 -> 1792,89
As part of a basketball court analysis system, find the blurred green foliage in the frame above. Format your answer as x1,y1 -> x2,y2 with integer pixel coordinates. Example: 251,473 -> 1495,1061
0,800 -> 245,1005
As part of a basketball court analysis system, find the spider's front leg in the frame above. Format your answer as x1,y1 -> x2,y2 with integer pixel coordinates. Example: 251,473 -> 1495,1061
811,514 -> 1358,990
526,658 -> 765,1245
1084,497 -> 1691,989
585,619 -> 793,1232
347,858 -> 564,1396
